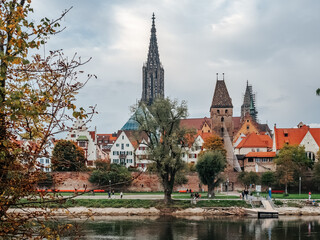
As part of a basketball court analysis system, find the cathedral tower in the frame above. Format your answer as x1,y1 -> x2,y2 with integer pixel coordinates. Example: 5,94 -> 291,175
240,81 -> 258,122
141,13 -> 164,105
210,73 -> 234,138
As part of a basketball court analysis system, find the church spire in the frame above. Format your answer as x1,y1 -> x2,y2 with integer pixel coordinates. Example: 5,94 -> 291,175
146,13 -> 160,67
241,81 -> 258,121
142,13 -> 164,105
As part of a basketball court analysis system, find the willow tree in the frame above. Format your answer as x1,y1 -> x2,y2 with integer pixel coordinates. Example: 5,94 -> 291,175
196,150 -> 226,198
134,98 -> 191,203
0,1 -> 94,238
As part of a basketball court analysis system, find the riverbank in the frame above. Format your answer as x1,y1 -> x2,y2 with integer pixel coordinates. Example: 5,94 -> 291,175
9,205 -> 320,217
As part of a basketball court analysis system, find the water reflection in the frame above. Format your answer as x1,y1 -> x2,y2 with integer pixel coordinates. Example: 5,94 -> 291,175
67,216 -> 320,240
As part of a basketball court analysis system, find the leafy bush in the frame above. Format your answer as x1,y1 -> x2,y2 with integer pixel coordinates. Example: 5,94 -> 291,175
89,164 -> 132,189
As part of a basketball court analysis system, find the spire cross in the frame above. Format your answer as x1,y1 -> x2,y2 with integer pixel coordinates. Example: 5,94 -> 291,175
152,13 -> 155,26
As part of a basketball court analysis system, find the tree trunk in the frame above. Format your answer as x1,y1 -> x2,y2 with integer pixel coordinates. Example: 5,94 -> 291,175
208,184 -> 215,198
162,173 -> 175,204
285,183 -> 288,195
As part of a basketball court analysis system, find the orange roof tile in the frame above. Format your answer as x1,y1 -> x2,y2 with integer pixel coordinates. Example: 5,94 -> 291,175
246,152 -> 276,158
236,132 -> 272,149
180,118 -> 209,130
310,129 -> 320,148
274,125 -> 309,150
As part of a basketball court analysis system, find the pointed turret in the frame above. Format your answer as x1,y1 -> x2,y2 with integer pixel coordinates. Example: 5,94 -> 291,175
210,73 -> 233,108
210,73 -> 234,138
141,13 -> 164,105
241,81 -> 258,122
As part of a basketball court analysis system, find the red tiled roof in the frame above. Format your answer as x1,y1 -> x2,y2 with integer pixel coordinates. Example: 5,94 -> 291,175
97,134 -> 117,142
236,132 -> 272,149
89,131 -> 95,142
246,152 -> 276,158
180,118 -> 209,130
310,129 -> 320,148
274,125 -> 309,150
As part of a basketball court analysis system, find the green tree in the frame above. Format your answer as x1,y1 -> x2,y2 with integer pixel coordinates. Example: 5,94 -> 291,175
51,140 -> 86,171
196,151 -> 226,198
261,171 -> 275,188
89,164 -> 132,189
134,98 -> 192,203
317,88 -> 320,95
237,171 -> 260,188
275,145 -> 312,195
0,1 -> 94,238
202,134 -> 226,157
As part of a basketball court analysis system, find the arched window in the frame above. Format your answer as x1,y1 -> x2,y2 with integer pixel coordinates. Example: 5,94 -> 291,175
221,117 -> 224,122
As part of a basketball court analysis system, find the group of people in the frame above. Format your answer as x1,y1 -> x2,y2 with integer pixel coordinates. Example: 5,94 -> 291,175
107,190 -> 123,199
241,189 -> 250,200
191,192 -> 201,199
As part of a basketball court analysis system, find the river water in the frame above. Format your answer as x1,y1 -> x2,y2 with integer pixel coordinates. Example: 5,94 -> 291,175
60,215 -> 320,240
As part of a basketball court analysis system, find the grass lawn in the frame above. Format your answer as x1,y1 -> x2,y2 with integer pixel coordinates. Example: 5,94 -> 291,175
255,193 -> 320,199
17,199 -> 250,209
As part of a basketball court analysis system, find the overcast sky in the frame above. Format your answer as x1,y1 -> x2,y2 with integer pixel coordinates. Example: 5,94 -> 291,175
32,0 -> 320,134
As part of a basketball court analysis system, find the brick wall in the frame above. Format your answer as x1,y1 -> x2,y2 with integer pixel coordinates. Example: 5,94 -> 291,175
51,171 -> 243,192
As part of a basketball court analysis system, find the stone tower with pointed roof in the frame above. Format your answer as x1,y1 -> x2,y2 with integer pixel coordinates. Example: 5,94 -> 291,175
210,73 -> 234,138
141,13 -> 164,105
241,81 -> 258,122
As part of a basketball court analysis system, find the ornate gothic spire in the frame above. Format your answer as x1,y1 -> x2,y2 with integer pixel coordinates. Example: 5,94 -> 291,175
241,81 -> 258,121
146,13 -> 160,67
141,13 -> 164,105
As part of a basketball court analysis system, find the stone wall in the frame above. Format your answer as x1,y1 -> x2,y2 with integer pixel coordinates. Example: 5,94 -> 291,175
51,171 -> 242,192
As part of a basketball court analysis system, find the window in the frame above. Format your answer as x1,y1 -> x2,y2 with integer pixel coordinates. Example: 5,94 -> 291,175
256,158 -> 260,163
46,159 -> 49,164
221,117 -> 224,122
71,134 -> 76,138
113,151 -> 116,155
248,158 -> 253,162
225,109 -> 228,113
122,135 -> 124,140
217,110 -> 220,114
306,152 -> 315,161
246,125 -> 250,130
121,143 -> 124,150
40,159 -> 44,164
116,144 -> 119,147
284,133 -> 288,137
182,153 -> 185,158
257,149 -> 260,152
79,141 -> 86,147
247,119 -> 249,123
113,159 -> 119,163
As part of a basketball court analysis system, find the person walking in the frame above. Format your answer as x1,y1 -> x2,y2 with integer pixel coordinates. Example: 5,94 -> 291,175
309,191 -> 311,201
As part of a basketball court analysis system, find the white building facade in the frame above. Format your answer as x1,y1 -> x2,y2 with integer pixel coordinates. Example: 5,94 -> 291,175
110,131 -> 135,168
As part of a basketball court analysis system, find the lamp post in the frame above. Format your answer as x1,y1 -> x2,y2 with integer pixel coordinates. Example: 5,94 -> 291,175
227,178 -> 229,195
109,180 -> 111,193
299,177 -> 301,195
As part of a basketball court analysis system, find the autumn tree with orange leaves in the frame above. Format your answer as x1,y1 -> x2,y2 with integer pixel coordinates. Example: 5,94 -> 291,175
202,134 -> 226,157
0,0 -> 95,238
